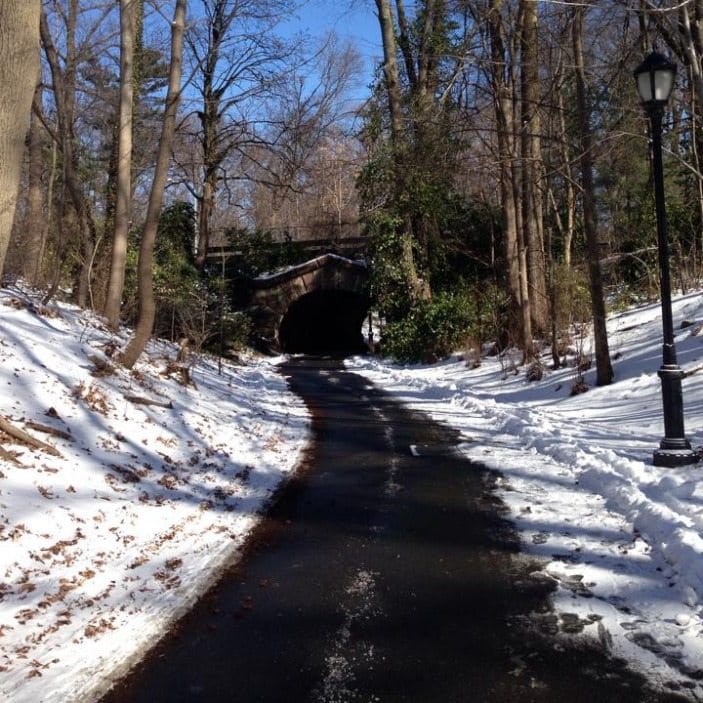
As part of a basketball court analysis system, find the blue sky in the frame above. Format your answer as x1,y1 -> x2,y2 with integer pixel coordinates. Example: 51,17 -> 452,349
282,0 -> 382,96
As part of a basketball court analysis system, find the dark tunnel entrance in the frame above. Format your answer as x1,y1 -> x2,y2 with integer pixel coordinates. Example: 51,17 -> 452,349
279,290 -> 370,355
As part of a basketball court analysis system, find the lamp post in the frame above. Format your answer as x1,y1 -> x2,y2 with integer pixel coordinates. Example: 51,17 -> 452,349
634,51 -> 699,467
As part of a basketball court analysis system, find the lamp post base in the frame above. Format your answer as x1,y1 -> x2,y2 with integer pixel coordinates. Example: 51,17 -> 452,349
655,365 -> 699,467
653,446 -> 700,467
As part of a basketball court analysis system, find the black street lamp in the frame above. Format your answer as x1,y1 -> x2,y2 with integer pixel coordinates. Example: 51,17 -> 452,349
634,51 -> 699,467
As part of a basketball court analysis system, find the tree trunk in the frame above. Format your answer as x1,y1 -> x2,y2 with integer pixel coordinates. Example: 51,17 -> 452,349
0,1 -> 41,278
24,81 -> 46,285
40,3 -> 97,309
64,0 -> 92,309
519,0 -> 548,337
196,175 -> 214,268
555,52 -> 576,267
375,0 -> 405,148
120,0 -> 186,369
195,57 -> 217,269
488,0 -> 524,346
374,0 -> 424,300
104,0 -> 138,330
572,5 -> 613,386
194,3 -> 218,269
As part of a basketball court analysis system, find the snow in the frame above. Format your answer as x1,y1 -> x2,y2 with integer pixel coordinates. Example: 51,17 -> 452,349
2,280 -> 703,701
0,286 -> 310,703
252,252 -> 366,283
347,290 -> 703,698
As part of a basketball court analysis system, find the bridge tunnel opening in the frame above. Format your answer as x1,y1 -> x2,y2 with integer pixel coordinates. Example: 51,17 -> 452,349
278,289 -> 370,356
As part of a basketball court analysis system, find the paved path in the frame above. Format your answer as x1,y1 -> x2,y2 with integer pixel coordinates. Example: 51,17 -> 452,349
101,359 -> 685,702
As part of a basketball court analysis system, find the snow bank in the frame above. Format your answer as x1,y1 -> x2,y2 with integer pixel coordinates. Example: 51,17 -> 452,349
0,287 -> 310,702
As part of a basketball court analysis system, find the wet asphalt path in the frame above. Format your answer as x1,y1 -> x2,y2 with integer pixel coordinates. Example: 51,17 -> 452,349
101,358 -> 685,703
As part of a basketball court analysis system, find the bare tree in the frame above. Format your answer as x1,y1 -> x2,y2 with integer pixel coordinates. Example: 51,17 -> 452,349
310,135 -> 362,234
571,2 -> 613,386
39,1 -> 110,308
486,0 -> 532,353
121,0 -> 187,369
247,130 -> 362,235
266,37 -> 362,190
519,0 -> 548,336
638,0 -> 703,106
547,39 -> 576,268
183,0 -> 297,268
0,2 -> 42,278
180,26 -> 362,242
104,0 -> 140,330
636,1 -> 703,260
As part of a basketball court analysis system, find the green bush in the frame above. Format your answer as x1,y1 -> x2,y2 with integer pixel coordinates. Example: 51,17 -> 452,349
123,201 -> 199,334
381,290 -> 474,363
366,212 -> 417,321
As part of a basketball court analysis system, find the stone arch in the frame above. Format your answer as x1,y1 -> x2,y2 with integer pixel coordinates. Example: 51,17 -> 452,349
249,254 -> 370,353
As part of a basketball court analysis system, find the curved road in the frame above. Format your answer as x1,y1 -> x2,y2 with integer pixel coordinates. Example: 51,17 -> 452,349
101,358 -> 685,702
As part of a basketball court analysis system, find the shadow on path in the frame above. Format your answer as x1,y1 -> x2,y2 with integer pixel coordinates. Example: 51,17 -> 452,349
100,358 -> 687,702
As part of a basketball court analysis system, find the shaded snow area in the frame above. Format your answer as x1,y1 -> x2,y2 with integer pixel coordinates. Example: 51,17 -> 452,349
347,291 -> 703,700
0,286 -> 310,703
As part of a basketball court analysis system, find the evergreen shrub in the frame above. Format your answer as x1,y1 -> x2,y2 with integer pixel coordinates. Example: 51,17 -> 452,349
381,289 -> 474,363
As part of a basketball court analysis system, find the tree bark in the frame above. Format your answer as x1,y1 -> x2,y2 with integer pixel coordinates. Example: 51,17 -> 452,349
196,175 -> 214,268
40,3 -> 97,309
194,0 -> 226,269
374,0 -> 423,300
0,1 -> 41,278
572,5 -> 613,386
395,0 -> 418,88
0,416 -> 62,457
642,0 -> 703,108
375,0 -> 405,148
519,0 -> 548,336
24,81 -> 47,285
104,0 -> 138,330
120,0 -> 187,369
488,0 -> 524,347
555,51 -> 575,267
639,0 -> 703,267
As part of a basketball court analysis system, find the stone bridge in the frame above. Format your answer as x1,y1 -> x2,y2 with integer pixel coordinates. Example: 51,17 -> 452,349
248,254 -> 370,354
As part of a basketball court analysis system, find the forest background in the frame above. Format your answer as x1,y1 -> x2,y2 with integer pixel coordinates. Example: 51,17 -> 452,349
1,0 -> 702,377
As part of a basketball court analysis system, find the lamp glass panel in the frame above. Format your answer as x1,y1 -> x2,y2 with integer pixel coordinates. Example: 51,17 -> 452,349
637,71 -> 653,101
654,69 -> 675,101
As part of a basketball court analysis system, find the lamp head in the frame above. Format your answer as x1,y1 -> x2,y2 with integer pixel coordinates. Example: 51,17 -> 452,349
634,51 -> 677,106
